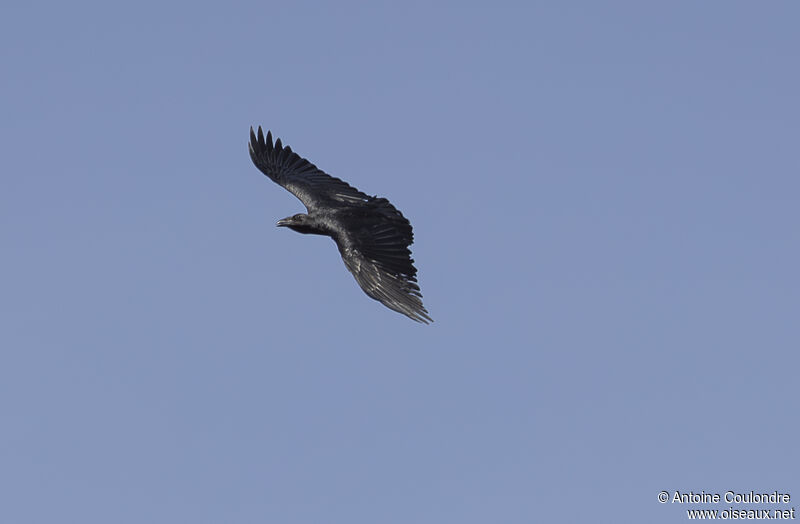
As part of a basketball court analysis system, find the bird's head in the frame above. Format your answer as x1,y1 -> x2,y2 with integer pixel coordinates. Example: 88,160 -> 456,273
276,213 -> 320,234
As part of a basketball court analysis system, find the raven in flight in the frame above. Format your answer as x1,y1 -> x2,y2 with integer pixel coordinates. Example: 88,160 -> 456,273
248,126 -> 432,324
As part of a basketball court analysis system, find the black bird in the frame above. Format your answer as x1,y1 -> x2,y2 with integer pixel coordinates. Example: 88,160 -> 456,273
248,126 -> 432,323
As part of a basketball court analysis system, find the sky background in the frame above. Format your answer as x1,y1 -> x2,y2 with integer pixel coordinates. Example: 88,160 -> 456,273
2,2 -> 798,523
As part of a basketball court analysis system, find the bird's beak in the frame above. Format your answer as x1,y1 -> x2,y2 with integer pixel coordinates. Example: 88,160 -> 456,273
276,218 -> 291,227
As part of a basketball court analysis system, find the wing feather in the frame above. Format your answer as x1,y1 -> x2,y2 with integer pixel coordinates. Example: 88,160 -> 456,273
341,247 -> 432,324
336,200 -> 431,323
248,126 -> 371,211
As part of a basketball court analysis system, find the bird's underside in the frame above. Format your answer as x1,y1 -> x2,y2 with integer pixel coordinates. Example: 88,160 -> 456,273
248,126 -> 432,324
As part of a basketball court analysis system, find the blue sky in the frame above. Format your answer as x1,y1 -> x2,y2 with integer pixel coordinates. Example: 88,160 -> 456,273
2,2 -> 798,523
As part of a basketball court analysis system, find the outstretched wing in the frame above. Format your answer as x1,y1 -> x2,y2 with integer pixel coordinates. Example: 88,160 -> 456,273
341,250 -> 432,324
248,126 -> 371,211
336,201 -> 432,324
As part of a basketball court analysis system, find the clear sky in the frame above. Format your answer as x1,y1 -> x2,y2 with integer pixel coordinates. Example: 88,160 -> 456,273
2,2 -> 798,523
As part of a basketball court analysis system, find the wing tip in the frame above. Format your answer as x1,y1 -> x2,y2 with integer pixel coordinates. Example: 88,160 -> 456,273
413,310 -> 434,324
250,125 -> 280,154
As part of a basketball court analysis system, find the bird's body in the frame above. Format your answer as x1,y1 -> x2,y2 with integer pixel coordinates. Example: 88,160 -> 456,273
248,126 -> 431,323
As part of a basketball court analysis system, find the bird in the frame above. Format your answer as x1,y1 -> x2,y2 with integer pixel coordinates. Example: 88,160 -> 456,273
248,126 -> 432,324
